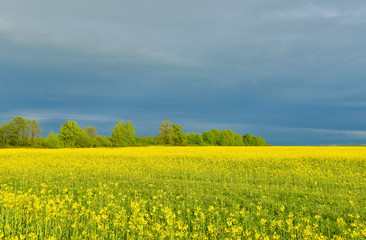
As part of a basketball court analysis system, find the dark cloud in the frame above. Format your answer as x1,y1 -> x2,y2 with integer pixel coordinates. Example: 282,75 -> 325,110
1,0 -> 366,145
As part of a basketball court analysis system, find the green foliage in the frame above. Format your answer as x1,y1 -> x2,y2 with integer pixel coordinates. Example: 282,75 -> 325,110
29,120 -> 42,145
0,117 -> 41,147
0,116 -> 269,148
44,130 -> 63,148
157,120 -> 174,146
110,120 -> 137,147
234,133 -> 244,146
171,124 -> 186,146
254,136 -> 267,146
95,136 -> 113,147
218,132 -> 228,146
124,121 -> 137,146
243,133 -> 267,146
186,133 -> 204,146
0,122 -> 6,146
7,116 -> 28,146
243,133 -> 255,146
58,121 -> 90,148
222,130 -> 235,146
137,137 -> 158,146
211,129 -> 221,145
111,120 -> 125,146
195,134 -> 204,146
202,131 -> 216,145
84,126 -> 97,138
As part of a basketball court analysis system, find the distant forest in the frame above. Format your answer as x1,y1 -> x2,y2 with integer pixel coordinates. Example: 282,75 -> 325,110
0,116 -> 268,148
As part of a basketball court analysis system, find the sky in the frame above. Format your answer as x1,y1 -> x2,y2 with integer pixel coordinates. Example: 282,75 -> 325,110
1,0 -> 366,145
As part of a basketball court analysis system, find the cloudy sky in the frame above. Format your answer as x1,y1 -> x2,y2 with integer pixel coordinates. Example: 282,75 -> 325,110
1,0 -> 365,145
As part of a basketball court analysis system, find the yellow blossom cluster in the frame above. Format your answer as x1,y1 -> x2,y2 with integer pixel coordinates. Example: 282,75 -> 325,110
0,147 -> 365,239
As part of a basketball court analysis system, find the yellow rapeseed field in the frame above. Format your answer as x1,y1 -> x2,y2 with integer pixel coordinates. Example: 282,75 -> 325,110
0,147 -> 365,239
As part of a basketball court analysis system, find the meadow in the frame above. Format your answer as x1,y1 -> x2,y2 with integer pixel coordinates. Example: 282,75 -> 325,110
0,147 -> 365,239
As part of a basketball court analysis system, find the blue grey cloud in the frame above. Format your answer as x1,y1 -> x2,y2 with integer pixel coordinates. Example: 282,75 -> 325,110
1,0 -> 366,145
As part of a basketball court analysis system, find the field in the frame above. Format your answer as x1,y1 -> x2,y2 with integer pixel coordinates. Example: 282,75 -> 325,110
0,147 -> 365,239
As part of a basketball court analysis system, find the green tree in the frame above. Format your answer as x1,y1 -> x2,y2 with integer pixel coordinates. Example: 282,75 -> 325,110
261,137 -> 268,146
44,130 -> 62,148
157,120 -> 174,146
7,116 -> 28,146
85,126 -> 97,138
111,120 -> 125,146
195,134 -> 204,146
253,136 -> 258,146
0,122 -> 6,146
254,136 -> 267,146
95,136 -> 113,147
243,133 -> 255,146
125,121 -> 137,146
110,120 -> 129,147
218,132 -> 228,146
185,133 -> 204,146
223,130 -> 236,146
171,124 -> 186,146
110,120 -> 136,147
211,129 -> 221,145
185,133 -> 195,145
29,120 -> 42,145
202,131 -> 216,145
233,133 -> 244,146
58,121 -> 90,147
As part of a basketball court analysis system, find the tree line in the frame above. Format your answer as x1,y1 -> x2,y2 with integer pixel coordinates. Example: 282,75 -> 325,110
0,116 -> 268,148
